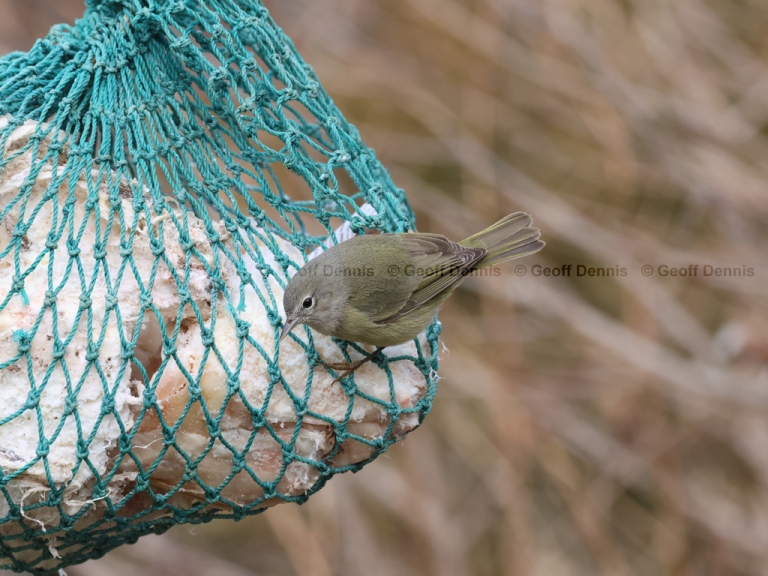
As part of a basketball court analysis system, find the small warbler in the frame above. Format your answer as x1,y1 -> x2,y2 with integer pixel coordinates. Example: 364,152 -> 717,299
280,212 -> 544,380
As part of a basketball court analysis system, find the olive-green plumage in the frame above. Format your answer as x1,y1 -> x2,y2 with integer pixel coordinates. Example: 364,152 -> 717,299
281,212 -> 544,347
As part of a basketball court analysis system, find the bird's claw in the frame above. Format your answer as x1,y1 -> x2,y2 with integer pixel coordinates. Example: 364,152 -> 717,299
325,361 -> 358,371
325,347 -> 385,385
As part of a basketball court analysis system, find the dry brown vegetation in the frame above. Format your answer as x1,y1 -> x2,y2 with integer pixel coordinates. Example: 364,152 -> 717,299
3,0 -> 768,575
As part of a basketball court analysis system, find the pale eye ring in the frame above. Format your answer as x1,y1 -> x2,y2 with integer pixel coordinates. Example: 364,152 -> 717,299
302,297 -> 314,309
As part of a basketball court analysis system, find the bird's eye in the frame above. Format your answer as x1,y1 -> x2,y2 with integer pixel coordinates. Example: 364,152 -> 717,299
302,297 -> 314,309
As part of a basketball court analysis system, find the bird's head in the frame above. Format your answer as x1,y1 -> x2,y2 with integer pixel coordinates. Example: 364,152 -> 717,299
280,264 -> 346,341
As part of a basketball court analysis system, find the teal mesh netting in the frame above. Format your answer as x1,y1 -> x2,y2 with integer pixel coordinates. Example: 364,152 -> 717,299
0,1 -> 439,572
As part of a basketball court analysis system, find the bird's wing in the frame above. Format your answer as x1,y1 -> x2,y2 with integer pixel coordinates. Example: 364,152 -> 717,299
374,234 -> 486,325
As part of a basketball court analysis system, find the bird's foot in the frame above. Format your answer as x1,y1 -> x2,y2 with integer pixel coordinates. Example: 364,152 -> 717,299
325,361 -> 360,371
328,347 -> 385,384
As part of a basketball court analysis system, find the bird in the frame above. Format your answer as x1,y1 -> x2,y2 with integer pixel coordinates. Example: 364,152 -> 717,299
280,212 -> 544,381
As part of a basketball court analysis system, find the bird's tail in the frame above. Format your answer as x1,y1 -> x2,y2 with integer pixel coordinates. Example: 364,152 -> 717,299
460,212 -> 544,269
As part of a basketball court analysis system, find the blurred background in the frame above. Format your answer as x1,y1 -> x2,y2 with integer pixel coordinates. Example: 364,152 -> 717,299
3,0 -> 768,574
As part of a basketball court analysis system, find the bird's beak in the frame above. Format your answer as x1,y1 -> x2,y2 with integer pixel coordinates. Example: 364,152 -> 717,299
279,317 -> 300,342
